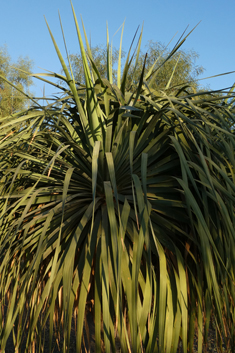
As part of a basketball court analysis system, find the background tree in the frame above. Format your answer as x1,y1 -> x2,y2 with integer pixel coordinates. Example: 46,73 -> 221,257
0,45 -> 33,117
69,45 -> 122,84
68,40 -> 204,91
129,40 -> 204,91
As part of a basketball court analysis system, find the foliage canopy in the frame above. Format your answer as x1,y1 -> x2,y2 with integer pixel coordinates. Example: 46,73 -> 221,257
68,40 -> 204,92
0,45 -> 33,117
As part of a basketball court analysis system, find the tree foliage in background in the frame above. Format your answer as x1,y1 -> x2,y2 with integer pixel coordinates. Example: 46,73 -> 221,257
69,45 -> 123,85
69,40 -> 204,92
0,45 -> 33,117
0,6 -> 235,353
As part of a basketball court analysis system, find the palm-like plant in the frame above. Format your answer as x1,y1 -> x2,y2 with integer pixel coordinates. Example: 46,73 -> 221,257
1,4 -> 235,353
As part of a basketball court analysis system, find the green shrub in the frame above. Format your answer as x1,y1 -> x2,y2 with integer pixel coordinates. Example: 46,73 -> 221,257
0,4 -> 235,353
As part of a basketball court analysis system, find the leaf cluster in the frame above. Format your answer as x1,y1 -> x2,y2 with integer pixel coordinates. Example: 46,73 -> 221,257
67,39 -> 204,93
0,5 -> 235,353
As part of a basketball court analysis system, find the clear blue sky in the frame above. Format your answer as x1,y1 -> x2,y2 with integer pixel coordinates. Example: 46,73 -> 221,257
2,0 -> 235,98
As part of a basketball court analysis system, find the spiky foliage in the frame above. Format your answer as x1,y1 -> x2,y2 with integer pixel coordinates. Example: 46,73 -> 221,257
1,5 -> 235,353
